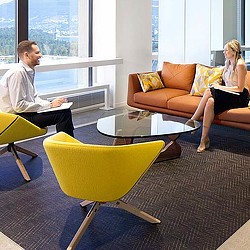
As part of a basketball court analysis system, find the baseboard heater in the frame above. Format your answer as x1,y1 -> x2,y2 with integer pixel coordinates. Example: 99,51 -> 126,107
40,85 -> 111,113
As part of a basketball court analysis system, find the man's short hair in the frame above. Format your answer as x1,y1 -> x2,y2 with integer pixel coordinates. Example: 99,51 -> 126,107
17,40 -> 37,58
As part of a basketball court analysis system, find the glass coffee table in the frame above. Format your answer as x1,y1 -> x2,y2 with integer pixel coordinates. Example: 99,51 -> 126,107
97,110 -> 200,162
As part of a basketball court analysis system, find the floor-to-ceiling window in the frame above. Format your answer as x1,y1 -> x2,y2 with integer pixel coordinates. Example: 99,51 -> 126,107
28,0 -> 90,93
0,0 -> 91,93
0,0 -> 15,64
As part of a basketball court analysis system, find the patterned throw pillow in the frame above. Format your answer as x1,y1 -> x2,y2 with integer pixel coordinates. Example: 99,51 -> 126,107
190,64 -> 222,96
137,72 -> 165,93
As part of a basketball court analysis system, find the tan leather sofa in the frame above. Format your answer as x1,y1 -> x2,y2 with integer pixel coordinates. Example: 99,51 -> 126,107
127,62 -> 250,131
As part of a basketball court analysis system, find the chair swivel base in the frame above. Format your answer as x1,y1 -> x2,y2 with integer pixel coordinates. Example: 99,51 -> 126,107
0,143 -> 38,181
67,199 -> 160,250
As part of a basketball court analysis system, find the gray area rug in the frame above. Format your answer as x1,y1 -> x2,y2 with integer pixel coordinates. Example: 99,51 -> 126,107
0,123 -> 249,250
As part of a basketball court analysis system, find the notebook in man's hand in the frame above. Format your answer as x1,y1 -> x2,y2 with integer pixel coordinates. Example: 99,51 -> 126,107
38,102 -> 73,113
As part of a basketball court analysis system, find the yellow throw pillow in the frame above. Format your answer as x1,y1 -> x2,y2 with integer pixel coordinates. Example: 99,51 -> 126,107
137,72 -> 165,93
190,64 -> 222,96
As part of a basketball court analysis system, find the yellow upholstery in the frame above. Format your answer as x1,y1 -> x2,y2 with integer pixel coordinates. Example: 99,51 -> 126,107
43,132 -> 164,250
0,112 -> 47,144
0,112 -> 47,181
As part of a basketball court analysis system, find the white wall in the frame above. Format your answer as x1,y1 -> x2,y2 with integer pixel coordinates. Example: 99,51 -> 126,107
158,0 -> 238,67
93,0 -> 116,57
210,0 -> 237,51
158,0 -> 185,65
211,0 -> 223,50
158,0 -> 211,66
93,0 -> 152,107
185,0 -> 210,64
93,0 -> 116,107
115,0 -> 152,107
223,0 -> 237,44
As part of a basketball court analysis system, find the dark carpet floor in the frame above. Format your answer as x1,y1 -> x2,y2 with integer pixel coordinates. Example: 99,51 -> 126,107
0,123 -> 250,250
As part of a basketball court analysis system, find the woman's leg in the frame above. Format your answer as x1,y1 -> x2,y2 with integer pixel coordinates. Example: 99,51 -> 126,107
191,88 -> 213,121
197,97 -> 215,152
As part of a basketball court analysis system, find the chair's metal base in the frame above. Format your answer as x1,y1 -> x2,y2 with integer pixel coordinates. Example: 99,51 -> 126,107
80,200 -> 94,207
0,143 -> 37,181
113,200 -> 161,224
67,199 -> 160,250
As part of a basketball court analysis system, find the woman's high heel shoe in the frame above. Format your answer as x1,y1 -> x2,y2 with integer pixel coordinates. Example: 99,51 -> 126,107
185,119 -> 198,135
197,137 -> 210,153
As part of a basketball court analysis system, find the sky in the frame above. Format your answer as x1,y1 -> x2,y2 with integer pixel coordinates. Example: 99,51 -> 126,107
0,0 -> 13,4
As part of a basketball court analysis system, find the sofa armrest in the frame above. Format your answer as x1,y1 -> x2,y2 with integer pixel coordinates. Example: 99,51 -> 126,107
127,73 -> 142,104
127,71 -> 162,106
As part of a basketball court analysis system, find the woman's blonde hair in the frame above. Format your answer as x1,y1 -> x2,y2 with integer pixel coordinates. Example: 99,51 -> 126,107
225,39 -> 243,71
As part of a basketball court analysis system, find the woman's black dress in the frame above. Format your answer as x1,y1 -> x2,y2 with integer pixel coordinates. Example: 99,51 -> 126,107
210,87 -> 249,115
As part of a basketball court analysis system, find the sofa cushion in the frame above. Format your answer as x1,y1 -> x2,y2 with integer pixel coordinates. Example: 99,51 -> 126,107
134,88 -> 189,108
190,64 -> 222,96
161,62 -> 196,92
137,72 -> 165,92
167,94 -> 202,114
216,108 -> 250,123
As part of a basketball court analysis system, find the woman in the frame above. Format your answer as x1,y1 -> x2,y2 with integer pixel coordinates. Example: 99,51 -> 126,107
187,39 -> 249,153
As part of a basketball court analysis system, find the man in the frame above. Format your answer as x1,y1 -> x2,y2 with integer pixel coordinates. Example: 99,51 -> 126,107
0,40 -> 74,136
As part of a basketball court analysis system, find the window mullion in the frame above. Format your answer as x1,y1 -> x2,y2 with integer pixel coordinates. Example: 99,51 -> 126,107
88,0 -> 93,86
16,0 -> 28,62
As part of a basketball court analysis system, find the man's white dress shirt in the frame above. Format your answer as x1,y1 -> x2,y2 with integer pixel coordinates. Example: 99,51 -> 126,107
0,60 -> 50,113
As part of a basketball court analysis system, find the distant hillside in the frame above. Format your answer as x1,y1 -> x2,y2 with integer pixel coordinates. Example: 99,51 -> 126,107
0,0 -> 14,21
0,0 -> 77,29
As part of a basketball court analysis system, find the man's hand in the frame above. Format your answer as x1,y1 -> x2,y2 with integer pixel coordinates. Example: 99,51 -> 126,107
50,97 -> 68,108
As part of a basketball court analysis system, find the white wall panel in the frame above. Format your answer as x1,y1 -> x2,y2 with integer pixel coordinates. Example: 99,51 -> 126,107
210,0 -> 223,50
158,0 -> 211,65
93,0 -> 116,57
115,0 -> 152,107
185,0 -> 211,65
93,0 -> 152,107
158,0 -> 185,66
223,0 -> 237,44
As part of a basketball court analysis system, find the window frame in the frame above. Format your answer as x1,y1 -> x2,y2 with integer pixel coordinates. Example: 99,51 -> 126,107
14,0 -> 93,86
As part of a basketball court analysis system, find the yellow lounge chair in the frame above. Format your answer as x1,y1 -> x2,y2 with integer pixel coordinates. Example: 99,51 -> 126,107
43,132 -> 164,250
0,112 -> 47,181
